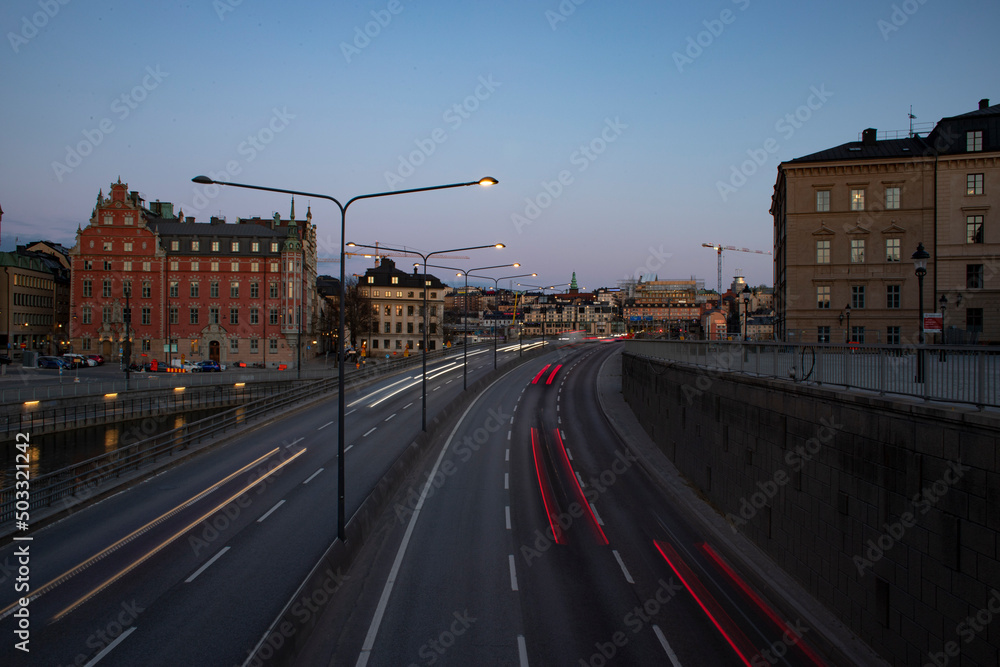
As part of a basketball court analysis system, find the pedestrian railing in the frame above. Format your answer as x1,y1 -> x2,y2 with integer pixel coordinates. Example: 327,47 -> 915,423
624,340 -> 1000,409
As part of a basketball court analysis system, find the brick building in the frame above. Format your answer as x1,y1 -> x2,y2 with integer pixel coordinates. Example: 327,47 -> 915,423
69,179 -> 319,367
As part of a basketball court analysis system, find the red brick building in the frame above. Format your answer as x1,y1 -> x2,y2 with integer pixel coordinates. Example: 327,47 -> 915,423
68,179 -> 319,368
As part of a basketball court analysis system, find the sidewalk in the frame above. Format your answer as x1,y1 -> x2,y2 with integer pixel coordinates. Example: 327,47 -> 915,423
596,347 -> 885,666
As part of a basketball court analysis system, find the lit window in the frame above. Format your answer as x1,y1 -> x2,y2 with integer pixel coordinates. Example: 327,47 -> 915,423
850,239 -> 865,263
190,261 -> 199,271
815,240 -> 830,264
124,215 -> 134,226
816,286 -> 830,309
170,261 -> 179,271
967,216 -> 984,244
250,262 -> 259,273
231,241 -> 240,252
885,239 -> 900,262
967,174 -> 984,195
124,242 -> 133,252
269,262 -> 278,272
170,240 -> 179,251
143,262 -> 151,272
391,276 -> 399,284
103,241 -> 113,251
230,281 -> 239,298
231,262 -> 239,272
211,262 -> 219,272
212,241 -> 220,252
252,242 -> 259,253
123,261 -> 132,272
192,240 -> 200,251
850,189 -> 865,211
885,187 -> 900,209
271,242 -> 279,252
815,190 -> 830,212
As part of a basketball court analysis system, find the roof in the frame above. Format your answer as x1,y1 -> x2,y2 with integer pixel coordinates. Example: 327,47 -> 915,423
789,136 -> 928,163
363,258 -> 445,289
148,219 -> 288,238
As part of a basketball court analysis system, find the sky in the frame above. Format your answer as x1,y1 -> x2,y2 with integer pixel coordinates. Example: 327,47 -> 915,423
1,0 -> 997,293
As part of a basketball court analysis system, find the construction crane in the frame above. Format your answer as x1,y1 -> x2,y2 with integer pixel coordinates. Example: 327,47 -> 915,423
702,243 -> 772,294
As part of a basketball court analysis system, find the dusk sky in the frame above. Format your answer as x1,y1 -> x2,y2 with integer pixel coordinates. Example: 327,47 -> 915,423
2,0 -> 996,292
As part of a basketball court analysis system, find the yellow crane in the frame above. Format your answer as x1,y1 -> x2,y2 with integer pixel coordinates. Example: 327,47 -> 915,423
702,243 -> 771,294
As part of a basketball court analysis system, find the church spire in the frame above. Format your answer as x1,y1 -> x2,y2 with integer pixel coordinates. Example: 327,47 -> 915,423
569,271 -> 578,291
290,196 -> 295,221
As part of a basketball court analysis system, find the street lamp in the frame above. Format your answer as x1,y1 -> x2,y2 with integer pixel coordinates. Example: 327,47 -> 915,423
741,284 -> 751,341
466,272 -> 537,369
939,294 -> 948,344
191,174 -> 497,541
912,242 -> 930,383
422,262 -> 522,389
348,241 -> 505,430
839,304 -> 852,343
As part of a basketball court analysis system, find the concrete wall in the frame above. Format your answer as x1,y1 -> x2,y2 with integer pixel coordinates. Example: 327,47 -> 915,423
622,352 -> 1000,666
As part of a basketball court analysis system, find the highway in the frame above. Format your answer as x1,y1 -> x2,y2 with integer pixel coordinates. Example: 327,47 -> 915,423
300,342 -> 831,666
0,343 -> 535,666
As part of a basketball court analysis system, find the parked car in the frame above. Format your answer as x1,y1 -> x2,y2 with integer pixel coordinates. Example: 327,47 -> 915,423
196,360 -> 222,372
86,354 -> 105,365
142,360 -> 168,372
38,356 -> 70,369
64,353 -> 97,367
181,361 -> 199,372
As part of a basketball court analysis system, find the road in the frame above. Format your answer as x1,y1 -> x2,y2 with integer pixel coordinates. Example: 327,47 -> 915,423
0,342 -> 536,666
300,342 -> 830,666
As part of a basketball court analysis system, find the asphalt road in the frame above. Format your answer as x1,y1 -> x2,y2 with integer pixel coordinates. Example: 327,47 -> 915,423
300,342 -> 831,666
0,342 -> 536,666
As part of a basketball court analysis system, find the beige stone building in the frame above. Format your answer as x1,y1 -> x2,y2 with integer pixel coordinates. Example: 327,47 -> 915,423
359,259 -> 447,354
772,99 -> 1000,344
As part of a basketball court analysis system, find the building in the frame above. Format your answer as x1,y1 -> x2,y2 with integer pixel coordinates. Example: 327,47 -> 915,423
772,98 -> 1000,344
623,278 -> 706,336
359,258 -> 447,353
69,179 -> 319,367
0,246 -> 68,356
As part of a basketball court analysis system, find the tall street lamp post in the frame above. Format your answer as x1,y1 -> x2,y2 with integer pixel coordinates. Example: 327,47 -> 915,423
348,241 -> 505,430
422,262 -> 522,389
741,284 -> 751,341
191,175 -> 497,541
912,242 -> 930,383
466,273 -> 537,369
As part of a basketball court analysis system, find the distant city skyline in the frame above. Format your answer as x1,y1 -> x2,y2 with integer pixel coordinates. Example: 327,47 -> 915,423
1,0 -> 995,290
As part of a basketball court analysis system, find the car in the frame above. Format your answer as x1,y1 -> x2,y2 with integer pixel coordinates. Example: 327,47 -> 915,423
38,356 -> 70,369
181,361 -> 199,372
195,360 -> 221,372
142,360 -> 168,372
86,354 -> 104,365
65,353 -> 97,367
0,354 -> 11,365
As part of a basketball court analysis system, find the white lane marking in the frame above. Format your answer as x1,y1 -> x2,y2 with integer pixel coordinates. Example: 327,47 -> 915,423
303,468 -> 324,484
345,444 -> 354,452
589,503 -> 604,525
575,472 -> 586,489
561,429 -> 566,440
505,449 -> 510,461
566,448 -> 573,461
363,427 -> 377,437
445,379 -> 453,385
257,500 -> 286,523
612,549 -> 634,584
384,413 -> 396,422
509,554 -> 519,591
318,421 -> 334,430
505,506 -> 511,530
185,546 -> 231,583
558,416 -> 562,424
507,431 -> 511,441
557,405 -> 560,412
83,626 -> 137,666
513,404 -> 517,412
653,625 -> 683,667
346,409 -> 357,416
510,416 -> 514,425
432,386 -> 440,392
403,402 -> 413,409
286,437 -> 303,448
504,473 -> 509,490
517,635 -> 529,667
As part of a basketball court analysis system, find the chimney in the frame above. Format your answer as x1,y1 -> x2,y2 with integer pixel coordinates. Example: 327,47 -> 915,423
980,98 -> 991,110
210,216 -> 225,225
861,128 -> 877,146
185,216 -> 194,224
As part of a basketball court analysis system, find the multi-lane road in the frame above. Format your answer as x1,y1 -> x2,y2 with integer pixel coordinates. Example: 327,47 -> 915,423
299,341 -> 830,667
0,343 -> 536,666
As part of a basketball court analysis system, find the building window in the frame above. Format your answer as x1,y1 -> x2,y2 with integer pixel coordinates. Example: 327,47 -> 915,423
103,215 -> 113,225
394,305 -> 402,317
252,242 -> 259,253
269,308 -> 278,325
81,337 -> 91,350
123,261 -> 132,272
886,285 -> 900,309
190,261 -> 199,271
230,308 -> 239,325
249,338 -> 258,353
430,292 -> 437,299
967,130 -> 983,152
141,339 -> 150,353
83,279 -> 92,297
967,264 -> 984,289
210,282 -> 219,298
231,262 -> 239,272
141,308 -> 151,325
430,306 -> 437,316
367,276 -> 374,284
850,239 -> 865,263
850,326 -> 865,344
967,308 -> 983,332
250,282 -> 259,298
103,241 -> 113,251
143,261 -> 151,272
81,306 -> 92,324
168,307 -> 178,325
850,189 -> 865,211
169,281 -> 179,298
396,340 -> 403,350
170,240 -> 179,251
124,242 -> 133,252
270,242 -> 279,253
815,240 -> 830,264
230,338 -> 239,353
212,241 -> 220,252
851,285 -> 865,309
885,187 -> 900,209
124,215 -> 134,226
269,261 -> 279,272
407,305 -> 414,316
250,308 -> 259,325
103,280 -> 112,298
230,281 -> 239,298
269,283 -> 278,299
192,240 -> 200,251
141,282 -> 151,298
231,241 -> 239,252
817,326 -> 830,343
408,291 -> 414,298
384,321 -> 391,334
102,306 -> 112,323
886,326 -> 900,345
391,276 -> 399,284
967,173 -> 984,195
190,282 -> 200,298
211,262 -> 219,272
396,291 -> 403,298
816,190 -> 830,212
816,286 -> 830,309
190,308 -> 199,325
250,262 -> 259,273
885,238 -> 900,262
209,307 -> 219,324
967,216 -> 984,244
84,260 -> 92,270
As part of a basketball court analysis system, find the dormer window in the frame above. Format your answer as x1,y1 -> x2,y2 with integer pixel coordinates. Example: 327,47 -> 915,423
967,130 -> 983,152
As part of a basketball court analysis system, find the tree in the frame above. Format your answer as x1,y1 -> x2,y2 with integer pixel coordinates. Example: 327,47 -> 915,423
343,277 -> 373,351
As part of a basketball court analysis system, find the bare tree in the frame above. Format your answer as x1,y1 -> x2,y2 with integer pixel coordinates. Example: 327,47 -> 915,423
343,277 -> 373,351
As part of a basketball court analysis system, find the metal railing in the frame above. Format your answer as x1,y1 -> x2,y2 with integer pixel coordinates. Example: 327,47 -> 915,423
624,340 -> 1000,408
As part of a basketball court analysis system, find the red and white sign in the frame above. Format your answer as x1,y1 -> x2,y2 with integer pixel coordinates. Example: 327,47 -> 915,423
923,313 -> 943,333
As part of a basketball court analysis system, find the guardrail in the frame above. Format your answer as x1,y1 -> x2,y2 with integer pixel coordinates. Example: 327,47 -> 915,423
624,339 -> 1000,409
